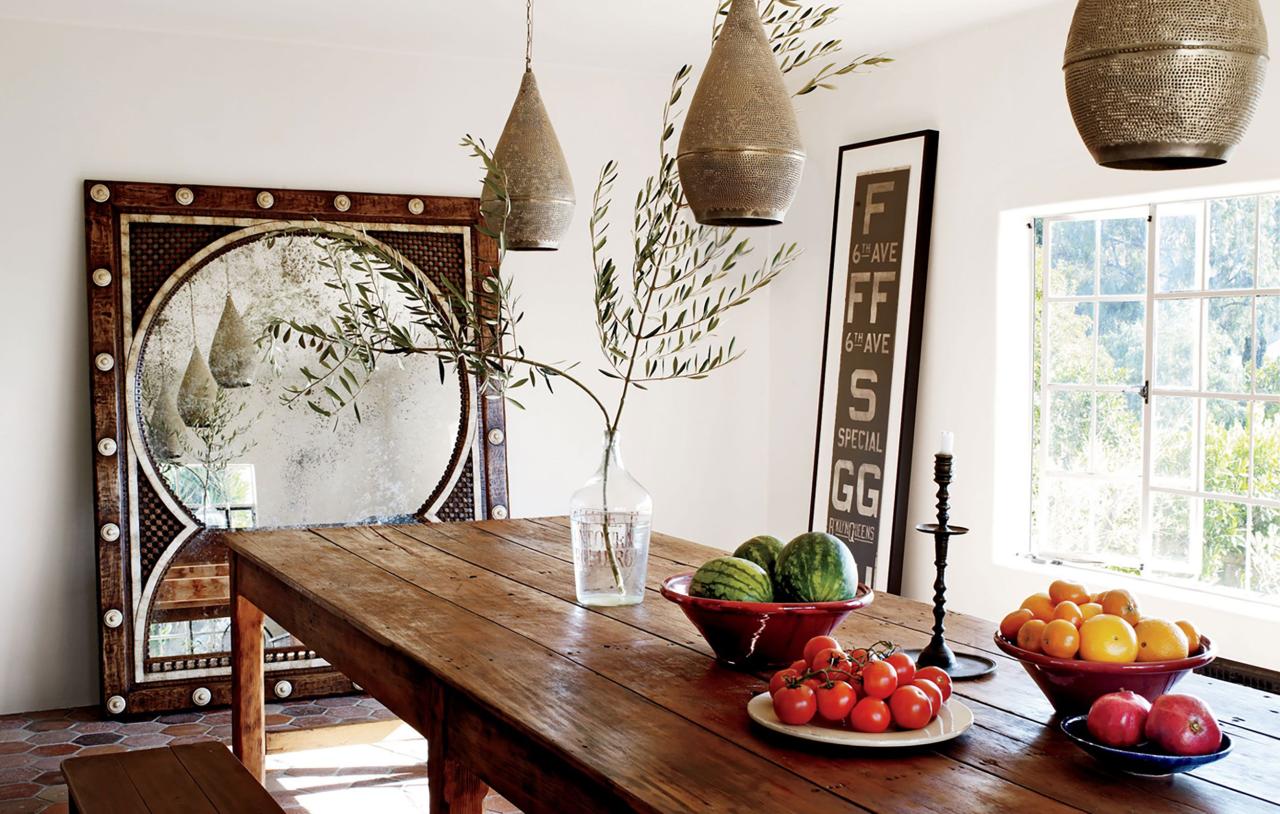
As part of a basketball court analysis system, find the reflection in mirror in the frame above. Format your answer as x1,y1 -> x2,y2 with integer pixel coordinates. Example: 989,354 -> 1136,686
134,230 -> 468,664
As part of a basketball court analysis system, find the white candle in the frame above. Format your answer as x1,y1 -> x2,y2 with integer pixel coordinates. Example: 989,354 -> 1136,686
939,431 -> 954,456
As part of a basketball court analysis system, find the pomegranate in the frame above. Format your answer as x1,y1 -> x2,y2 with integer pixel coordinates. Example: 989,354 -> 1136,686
1086,690 -> 1151,748
1144,694 -> 1222,756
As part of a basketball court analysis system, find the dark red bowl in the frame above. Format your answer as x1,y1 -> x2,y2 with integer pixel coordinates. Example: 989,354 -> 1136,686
660,574 -> 874,669
994,632 -> 1216,715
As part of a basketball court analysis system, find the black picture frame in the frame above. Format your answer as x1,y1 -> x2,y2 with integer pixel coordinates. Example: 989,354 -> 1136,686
807,130 -> 939,595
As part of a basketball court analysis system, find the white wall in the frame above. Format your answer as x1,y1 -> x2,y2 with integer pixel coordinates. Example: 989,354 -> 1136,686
0,18 -> 775,713
769,1 -> 1280,669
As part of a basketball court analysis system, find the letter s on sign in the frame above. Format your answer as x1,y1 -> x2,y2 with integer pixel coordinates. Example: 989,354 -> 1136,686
849,370 -> 877,421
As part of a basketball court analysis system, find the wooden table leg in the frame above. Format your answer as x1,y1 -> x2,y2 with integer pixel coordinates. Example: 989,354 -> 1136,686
428,688 -> 487,814
230,552 -> 266,782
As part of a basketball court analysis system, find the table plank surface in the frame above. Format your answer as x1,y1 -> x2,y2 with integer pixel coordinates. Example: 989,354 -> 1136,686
226,519 -> 1280,814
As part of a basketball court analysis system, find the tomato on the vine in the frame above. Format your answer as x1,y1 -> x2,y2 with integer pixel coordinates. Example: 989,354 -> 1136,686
803,635 -> 841,665
889,686 -> 933,730
810,646 -> 845,672
915,666 -> 952,702
848,697 -> 891,733
788,659 -> 809,674
769,668 -> 801,696
815,680 -> 857,722
885,652 -> 916,686
860,660 -> 898,700
772,684 -> 817,725
911,678 -> 944,718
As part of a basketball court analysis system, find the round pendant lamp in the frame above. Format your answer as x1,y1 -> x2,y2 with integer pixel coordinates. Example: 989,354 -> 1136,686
481,0 -> 574,251
677,0 -> 805,227
149,380 -> 188,463
208,293 -> 256,388
1064,0 -> 1269,171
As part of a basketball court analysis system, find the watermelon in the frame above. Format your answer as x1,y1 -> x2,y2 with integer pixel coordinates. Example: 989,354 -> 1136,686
689,556 -> 774,602
732,535 -> 783,580
775,532 -> 859,602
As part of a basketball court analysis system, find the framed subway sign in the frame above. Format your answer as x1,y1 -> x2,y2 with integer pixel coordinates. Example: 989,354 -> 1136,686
809,131 -> 938,594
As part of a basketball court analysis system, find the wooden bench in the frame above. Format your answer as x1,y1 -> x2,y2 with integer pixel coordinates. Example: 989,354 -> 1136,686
62,741 -> 283,813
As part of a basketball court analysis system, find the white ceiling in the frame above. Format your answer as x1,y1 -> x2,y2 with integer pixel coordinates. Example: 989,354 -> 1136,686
0,0 -> 1061,72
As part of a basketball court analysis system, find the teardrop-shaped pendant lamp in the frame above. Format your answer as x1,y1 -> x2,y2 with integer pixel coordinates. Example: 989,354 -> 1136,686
481,0 -> 574,250
177,345 -> 218,429
677,0 -> 805,227
1064,0 -> 1269,170
148,380 -> 188,462
208,293 -> 256,388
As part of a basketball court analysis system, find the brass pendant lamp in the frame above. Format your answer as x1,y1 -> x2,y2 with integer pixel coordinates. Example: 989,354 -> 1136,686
677,0 -> 805,227
177,287 -> 218,428
481,0 -> 574,250
208,292 -> 256,388
1064,0 -> 1269,170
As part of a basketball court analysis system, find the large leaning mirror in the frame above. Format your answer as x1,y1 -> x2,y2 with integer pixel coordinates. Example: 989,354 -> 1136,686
85,183 -> 507,714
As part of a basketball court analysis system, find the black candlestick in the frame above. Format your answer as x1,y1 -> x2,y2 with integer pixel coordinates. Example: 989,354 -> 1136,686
904,452 -> 996,681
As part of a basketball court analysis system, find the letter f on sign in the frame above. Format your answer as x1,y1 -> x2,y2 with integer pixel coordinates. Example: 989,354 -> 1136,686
862,181 -> 895,235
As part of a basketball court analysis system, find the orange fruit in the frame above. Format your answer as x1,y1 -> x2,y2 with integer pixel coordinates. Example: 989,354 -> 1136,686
1049,579 -> 1090,605
1176,620 -> 1202,653
1000,608 -> 1035,639
1079,614 -> 1139,663
1100,589 -> 1141,625
1135,619 -> 1190,662
1021,592 -> 1056,622
1017,619 -> 1048,653
1080,602 -> 1104,620
1041,619 -> 1081,659
1053,601 -> 1085,627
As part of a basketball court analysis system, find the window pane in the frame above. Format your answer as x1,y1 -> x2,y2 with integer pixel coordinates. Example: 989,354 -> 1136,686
1097,301 -> 1144,385
1045,477 -> 1095,556
1096,392 -> 1142,475
1097,482 -> 1140,558
1255,295 -> 1280,395
1152,492 -> 1193,565
1203,297 -> 1251,393
1202,499 -> 1247,589
1049,391 -> 1092,472
1157,202 -> 1201,293
1252,401 -> 1280,500
1152,396 -> 1195,489
1207,197 -> 1257,290
1260,195 -> 1280,289
1048,301 -> 1095,384
1249,506 -> 1280,598
1154,298 -> 1196,388
1100,218 -> 1147,295
1203,399 -> 1249,496
1049,219 -> 1097,296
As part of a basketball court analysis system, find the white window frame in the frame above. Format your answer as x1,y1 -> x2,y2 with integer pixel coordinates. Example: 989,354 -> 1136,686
1033,192 -> 1280,605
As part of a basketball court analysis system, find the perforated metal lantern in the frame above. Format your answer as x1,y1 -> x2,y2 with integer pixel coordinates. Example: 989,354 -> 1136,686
1064,0 -> 1269,170
482,69 -> 575,251
207,293 -> 256,388
677,0 -> 805,226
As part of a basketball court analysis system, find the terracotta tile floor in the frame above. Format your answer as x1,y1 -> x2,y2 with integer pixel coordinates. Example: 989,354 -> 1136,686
0,697 -> 518,813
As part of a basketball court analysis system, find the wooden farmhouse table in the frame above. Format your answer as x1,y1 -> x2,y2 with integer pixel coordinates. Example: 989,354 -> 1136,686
226,518 -> 1280,813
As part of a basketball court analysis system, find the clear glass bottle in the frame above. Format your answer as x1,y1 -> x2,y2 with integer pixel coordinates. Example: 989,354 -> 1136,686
570,430 -> 652,606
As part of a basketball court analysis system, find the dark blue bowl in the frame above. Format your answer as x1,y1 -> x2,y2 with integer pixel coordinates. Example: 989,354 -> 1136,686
1060,715 -> 1232,776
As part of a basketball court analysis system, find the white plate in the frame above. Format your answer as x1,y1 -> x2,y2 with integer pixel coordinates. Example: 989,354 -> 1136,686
747,692 -> 974,748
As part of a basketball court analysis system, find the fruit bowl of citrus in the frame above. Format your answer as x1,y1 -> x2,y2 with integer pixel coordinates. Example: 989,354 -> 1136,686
661,532 -> 873,668
993,580 -> 1216,715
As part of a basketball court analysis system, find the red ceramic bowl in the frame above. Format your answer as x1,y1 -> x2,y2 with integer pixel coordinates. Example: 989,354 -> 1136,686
660,574 -> 874,669
994,632 -> 1216,715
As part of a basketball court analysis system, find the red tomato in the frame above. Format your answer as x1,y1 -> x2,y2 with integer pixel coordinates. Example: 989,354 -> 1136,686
889,686 -> 933,730
815,680 -> 857,722
915,666 -> 952,702
885,652 -> 916,686
803,635 -> 841,665
810,646 -> 845,673
769,668 -> 801,696
848,648 -> 869,665
911,678 -> 944,718
860,660 -> 898,700
789,659 -> 809,674
802,677 -> 823,693
772,684 -> 817,726
848,697 -> 891,733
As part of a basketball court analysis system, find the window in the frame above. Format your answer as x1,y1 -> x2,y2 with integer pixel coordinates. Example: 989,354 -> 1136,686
1032,193 -> 1280,604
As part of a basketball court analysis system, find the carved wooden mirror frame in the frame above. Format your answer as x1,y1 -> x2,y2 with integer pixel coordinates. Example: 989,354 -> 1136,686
84,180 -> 508,715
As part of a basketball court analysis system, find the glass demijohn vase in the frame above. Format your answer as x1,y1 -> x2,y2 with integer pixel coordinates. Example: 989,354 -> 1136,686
570,431 -> 652,606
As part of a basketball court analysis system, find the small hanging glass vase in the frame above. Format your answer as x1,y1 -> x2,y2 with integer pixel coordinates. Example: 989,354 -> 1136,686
570,430 -> 652,606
